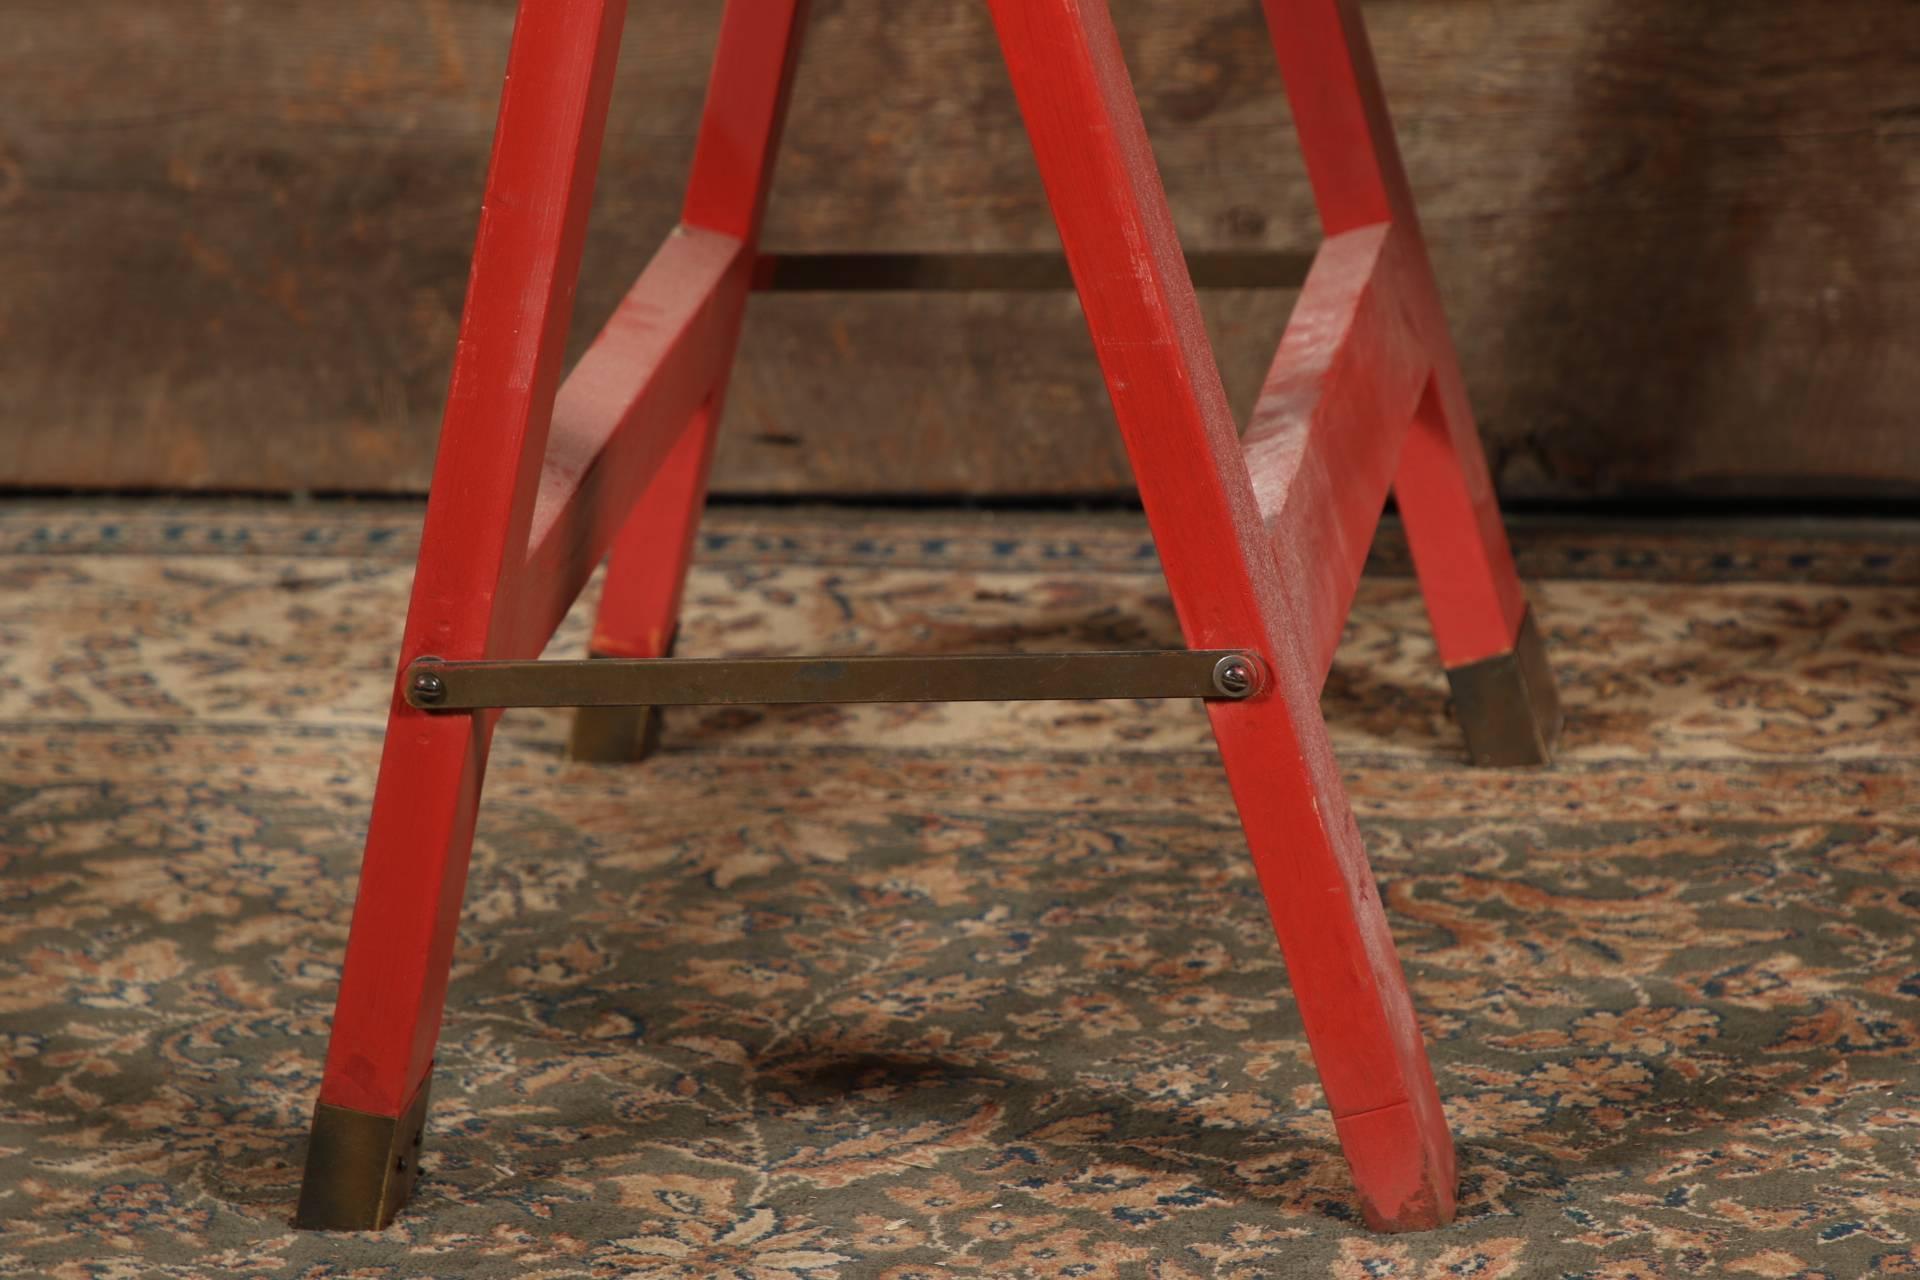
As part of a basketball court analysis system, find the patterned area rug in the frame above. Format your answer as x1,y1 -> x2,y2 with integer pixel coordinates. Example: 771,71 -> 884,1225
1,501 -> 1917,1279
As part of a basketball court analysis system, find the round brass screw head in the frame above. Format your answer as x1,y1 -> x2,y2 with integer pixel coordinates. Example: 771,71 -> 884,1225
1213,653 -> 1260,698
409,667 -> 447,706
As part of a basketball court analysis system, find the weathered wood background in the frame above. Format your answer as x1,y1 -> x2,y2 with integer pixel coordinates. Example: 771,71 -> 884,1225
4,0 -> 1916,499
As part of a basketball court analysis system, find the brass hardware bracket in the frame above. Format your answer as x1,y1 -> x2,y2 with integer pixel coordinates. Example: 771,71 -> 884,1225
294,1071 -> 434,1231
1445,608 -> 1562,767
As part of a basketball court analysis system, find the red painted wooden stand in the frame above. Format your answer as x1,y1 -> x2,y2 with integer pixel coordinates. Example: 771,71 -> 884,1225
295,0 -> 1560,1235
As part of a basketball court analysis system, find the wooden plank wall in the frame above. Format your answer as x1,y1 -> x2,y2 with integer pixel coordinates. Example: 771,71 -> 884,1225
4,1 -> 1916,500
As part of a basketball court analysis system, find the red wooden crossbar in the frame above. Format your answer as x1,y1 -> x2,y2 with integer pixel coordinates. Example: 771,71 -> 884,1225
1244,223 -> 1429,684
515,228 -> 750,656
297,0 -> 1560,1237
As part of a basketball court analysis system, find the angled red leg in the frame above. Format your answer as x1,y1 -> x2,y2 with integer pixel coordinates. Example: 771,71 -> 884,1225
1397,378 -> 1562,762
571,0 -> 811,762
295,0 -> 629,1230
1258,0 -> 1561,764
988,0 -> 1455,1231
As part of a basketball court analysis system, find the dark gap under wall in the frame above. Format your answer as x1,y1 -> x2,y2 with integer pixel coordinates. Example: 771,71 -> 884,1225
4,487 -> 1917,525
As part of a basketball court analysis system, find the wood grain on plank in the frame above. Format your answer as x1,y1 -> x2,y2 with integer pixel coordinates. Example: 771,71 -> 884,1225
1,0 -> 1915,497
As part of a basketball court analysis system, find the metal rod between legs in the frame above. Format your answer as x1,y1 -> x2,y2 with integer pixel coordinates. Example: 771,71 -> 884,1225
404,650 -> 1265,710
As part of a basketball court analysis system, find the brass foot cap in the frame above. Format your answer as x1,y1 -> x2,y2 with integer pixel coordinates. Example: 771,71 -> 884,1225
567,640 -> 672,763
1445,607 -> 1562,767
294,1075 -> 432,1231
568,702 -> 666,763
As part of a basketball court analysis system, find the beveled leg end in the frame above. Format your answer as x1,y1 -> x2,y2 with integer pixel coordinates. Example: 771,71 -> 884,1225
1445,606 -> 1562,767
1334,1096 -> 1459,1233
294,1073 -> 433,1231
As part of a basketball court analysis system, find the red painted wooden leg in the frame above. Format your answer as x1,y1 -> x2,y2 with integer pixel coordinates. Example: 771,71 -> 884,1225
570,0 -> 810,762
569,399 -> 718,761
296,0 -> 629,1230
296,712 -> 498,1229
1211,698 -> 1457,1229
1396,371 -> 1562,765
988,0 -> 1455,1230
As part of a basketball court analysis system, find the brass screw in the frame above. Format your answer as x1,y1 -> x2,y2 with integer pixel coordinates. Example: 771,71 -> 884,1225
1213,654 -> 1259,698
409,667 -> 447,706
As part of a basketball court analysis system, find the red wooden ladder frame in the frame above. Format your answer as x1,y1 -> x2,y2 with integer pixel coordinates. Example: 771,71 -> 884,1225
295,0 -> 1560,1236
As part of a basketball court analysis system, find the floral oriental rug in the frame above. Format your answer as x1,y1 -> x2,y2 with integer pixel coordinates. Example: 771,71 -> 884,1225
0,501 -> 1917,1278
